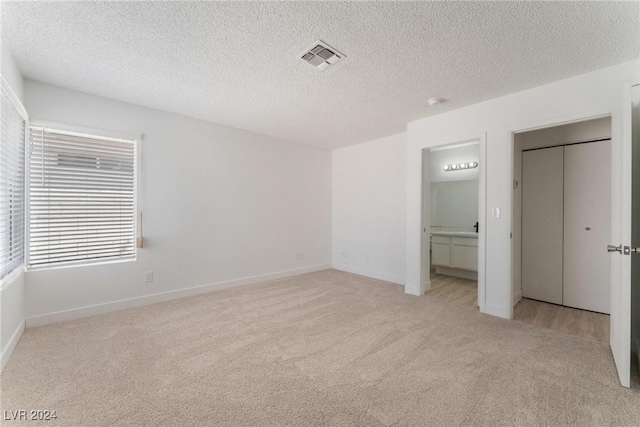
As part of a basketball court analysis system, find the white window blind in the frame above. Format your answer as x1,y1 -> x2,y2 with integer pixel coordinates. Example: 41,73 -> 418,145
0,86 -> 26,281
28,127 -> 136,268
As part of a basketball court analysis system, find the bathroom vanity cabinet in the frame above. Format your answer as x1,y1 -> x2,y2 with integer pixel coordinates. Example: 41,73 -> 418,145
430,232 -> 478,280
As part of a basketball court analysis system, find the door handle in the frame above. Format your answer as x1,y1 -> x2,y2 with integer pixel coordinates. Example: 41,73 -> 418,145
607,244 -> 622,253
608,245 -> 640,254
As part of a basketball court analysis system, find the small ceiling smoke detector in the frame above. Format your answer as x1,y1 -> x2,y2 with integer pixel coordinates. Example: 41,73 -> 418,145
427,97 -> 443,106
299,40 -> 345,71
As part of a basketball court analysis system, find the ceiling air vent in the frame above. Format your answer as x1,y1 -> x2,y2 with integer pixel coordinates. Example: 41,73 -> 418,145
299,40 -> 345,71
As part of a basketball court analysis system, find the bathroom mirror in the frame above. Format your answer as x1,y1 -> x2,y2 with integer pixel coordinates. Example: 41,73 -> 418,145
430,180 -> 479,230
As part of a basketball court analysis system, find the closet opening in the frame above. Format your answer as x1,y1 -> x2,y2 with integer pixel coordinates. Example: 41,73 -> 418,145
512,116 -> 612,342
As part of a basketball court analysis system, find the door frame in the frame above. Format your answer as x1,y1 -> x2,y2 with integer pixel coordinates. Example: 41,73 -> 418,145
513,121 -> 613,315
409,134 -> 487,314
508,110 -> 614,319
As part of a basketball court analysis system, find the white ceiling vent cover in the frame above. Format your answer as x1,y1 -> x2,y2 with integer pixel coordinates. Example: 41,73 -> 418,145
299,41 -> 345,71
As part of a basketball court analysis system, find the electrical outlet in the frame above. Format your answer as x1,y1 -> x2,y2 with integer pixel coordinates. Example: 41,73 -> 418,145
144,271 -> 153,283
341,250 -> 349,258
296,252 -> 304,260
365,255 -> 370,262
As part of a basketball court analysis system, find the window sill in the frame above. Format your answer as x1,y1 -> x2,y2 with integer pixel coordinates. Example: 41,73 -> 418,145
26,256 -> 137,273
0,266 -> 25,293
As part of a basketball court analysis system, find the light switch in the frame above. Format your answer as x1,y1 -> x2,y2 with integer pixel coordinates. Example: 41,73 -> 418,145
492,207 -> 501,219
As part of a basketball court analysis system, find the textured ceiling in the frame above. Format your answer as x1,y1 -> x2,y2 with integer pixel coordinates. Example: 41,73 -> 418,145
1,1 -> 638,149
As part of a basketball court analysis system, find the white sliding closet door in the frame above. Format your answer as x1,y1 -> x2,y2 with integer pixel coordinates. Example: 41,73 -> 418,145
521,147 -> 564,305
563,140 -> 611,314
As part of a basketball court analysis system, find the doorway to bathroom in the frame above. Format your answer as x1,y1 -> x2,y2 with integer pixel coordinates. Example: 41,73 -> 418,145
422,142 -> 481,309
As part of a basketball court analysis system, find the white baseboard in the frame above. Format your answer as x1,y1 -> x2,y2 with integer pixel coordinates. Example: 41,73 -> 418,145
331,264 -> 405,285
513,289 -> 523,306
404,281 -> 429,296
483,303 -> 511,319
1,319 -> 25,372
26,264 -> 331,328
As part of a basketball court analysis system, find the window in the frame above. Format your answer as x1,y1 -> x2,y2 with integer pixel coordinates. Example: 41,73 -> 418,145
28,127 -> 137,268
0,84 -> 27,282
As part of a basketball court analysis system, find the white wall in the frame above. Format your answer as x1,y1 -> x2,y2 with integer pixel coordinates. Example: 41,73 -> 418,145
332,133 -> 406,284
512,117 -> 612,307
0,36 -> 26,370
23,80 -> 332,325
1,272 -> 24,369
406,60 -> 639,317
1,36 -> 23,100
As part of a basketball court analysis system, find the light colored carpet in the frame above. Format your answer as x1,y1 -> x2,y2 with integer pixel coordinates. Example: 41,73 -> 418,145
1,269 -> 639,426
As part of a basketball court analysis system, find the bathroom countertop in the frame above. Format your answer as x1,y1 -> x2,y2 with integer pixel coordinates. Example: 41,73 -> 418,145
430,231 -> 479,238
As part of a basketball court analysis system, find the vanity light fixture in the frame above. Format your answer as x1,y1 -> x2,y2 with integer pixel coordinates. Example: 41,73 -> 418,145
443,161 -> 479,171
